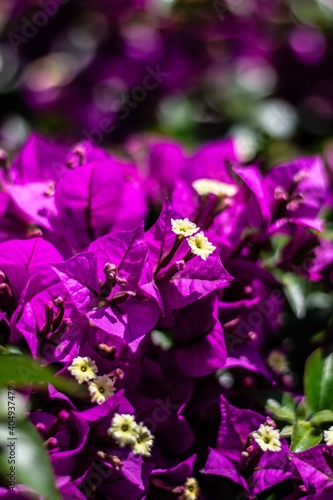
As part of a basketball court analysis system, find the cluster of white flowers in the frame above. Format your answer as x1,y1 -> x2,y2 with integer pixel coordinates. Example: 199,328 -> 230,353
252,422 -> 333,453
68,356 -> 116,405
171,218 -> 198,237
324,426 -> 333,446
107,413 -> 154,456
180,478 -> 200,500
252,423 -> 282,452
192,178 -> 238,198
171,218 -> 216,261
187,231 -> 216,261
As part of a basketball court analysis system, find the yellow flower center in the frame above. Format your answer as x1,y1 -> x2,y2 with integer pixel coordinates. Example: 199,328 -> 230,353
187,231 -> 216,260
171,218 -> 199,237
252,424 -> 281,452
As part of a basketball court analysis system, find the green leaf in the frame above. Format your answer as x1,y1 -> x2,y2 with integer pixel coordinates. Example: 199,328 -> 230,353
0,419 -> 61,499
280,425 -> 293,437
290,420 -> 322,452
304,349 -> 333,414
296,397 -> 307,420
282,392 -> 297,413
0,354 -> 79,397
320,354 -> 333,411
0,345 -> 23,355
265,493 -> 285,500
150,329 -> 174,349
311,410 -> 333,426
283,276 -> 306,319
265,234 -> 291,268
266,397 -> 296,424
270,234 -> 291,255
304,349 -> 323,414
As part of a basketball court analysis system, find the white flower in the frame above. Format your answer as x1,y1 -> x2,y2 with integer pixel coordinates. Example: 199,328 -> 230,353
252,424 -> 281,452
324,426 -> 333,446
88,375 -> 115,405
187,231 -> 216,260
180,478 -> 200,500
192,178 -> 238,198
132,422 -> 154,456
68,356 -> 98,384
107,414 -> 138,447
267,350 -> 289,375
171,218 -> 199,237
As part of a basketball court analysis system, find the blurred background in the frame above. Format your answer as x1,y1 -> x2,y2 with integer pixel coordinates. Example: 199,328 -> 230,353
0,0 -> 333,164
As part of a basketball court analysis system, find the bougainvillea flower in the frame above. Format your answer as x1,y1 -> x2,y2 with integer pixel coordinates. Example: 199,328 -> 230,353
214,395 -> 265,463
29,409 -> 89,476
77,447 -> 155,500
181,138 -> 239,185
308,240 -> 333,284
0,192 -> 31,243
49,156 -> 147,252
145,201 -> 232,311
248,440 -> 298,497
14,282 -> 86,363
1,129 -> 333,500
150,455 -> 198,497
263,156 -> 328,230
201,448 -> 248,493
291,445 -> 333,496
140,138 -> 186,205
3,136 -> 147,253
52,224 -> 161,348
8,134 -> 67,184
172,166 -> 269,257
0,237 -> 61,309
156,294 -> 228,377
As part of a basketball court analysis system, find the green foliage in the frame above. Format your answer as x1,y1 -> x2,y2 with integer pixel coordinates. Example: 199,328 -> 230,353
0,351 -> 81,498
0,419 -> 61,499
304,349 -> 333,414
290,420 -> 322,452
0,352 -> 79,397
283,273 -> 307,319
295,397 -> 307,420
265,349 -> 333,452
266,397 -> 296,424
310,410 -> 333,425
